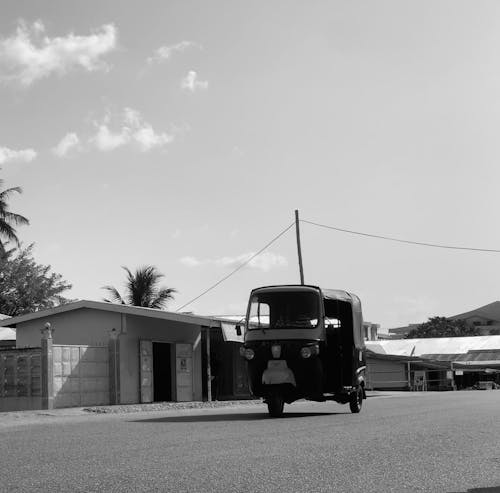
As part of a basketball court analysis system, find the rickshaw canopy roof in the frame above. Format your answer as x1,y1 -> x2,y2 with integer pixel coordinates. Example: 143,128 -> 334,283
321,289 -> 364,350
250,285 -> 365,349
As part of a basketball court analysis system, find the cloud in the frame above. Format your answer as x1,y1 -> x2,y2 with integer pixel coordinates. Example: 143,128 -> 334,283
180,251 -> 287,272
180,256 -> 204,268
147,41 -> 199,64
0,145 -> 37,164
217,252 -> 288,272
90,107 -> 174,152
93,123 -> 129,151
52,132 -> 80,157
181,70 -> 208,92
0,20 -> 117,86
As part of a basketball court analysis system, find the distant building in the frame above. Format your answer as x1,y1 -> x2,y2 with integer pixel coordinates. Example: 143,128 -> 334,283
386,323 -> 420,339
448,301 -> 500,335
366,335 -> 500,390
386,301 -> 500,339
363,322 -> 380,341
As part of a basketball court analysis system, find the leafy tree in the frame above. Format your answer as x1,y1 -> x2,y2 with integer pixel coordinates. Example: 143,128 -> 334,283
0,178 -> 29,253
102,265 -> 177,309
0,244 -> 73,316
405,316 -> 480,339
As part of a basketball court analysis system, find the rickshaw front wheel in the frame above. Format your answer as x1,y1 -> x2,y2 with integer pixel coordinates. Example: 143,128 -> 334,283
267,394 -> 285,418
349,386 -> 363,414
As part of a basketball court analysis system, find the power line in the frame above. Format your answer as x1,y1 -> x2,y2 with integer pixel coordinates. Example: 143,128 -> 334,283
175,222 -> 295,312
301,219 -> 500,253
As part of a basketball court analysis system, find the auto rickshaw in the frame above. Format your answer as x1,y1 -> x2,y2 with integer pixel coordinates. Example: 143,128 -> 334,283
240,284 -> 366,417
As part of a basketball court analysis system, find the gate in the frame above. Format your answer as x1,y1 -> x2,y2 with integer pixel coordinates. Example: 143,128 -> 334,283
52,345 -> 109,408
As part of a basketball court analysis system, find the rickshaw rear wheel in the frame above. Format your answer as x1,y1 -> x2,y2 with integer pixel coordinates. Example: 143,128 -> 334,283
349,386 -> 363,414
267,395 -> 284,418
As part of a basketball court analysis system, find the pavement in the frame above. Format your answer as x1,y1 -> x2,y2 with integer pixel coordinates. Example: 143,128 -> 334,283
1,391 -> 499,492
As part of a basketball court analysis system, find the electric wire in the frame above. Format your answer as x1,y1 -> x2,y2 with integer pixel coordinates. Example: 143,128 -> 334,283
301,219 -> 500,253
175,222 -> 295,312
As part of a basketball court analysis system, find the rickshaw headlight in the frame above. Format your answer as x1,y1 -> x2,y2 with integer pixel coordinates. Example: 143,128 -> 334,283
300,344 -> 319,359
243,348 -> 255,360
300,347 -> 312,359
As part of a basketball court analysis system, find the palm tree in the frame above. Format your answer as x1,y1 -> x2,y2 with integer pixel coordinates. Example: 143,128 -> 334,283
0,178 -> 29,254
102,265 -> 177,309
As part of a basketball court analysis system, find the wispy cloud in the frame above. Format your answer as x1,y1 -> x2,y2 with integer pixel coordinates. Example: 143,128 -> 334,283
180,251 -> 287,272
52,132 -> 80,157
147,41 -> 199,64
91,107 -> 174,152
0,20 -> 117,86
181,70 -> 208,92
0,145 -> 37,164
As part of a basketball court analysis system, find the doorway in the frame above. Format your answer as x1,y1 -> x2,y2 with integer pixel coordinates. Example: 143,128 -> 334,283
153,343 -> 172,402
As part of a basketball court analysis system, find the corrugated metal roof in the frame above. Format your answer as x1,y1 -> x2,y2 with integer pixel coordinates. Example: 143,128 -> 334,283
365,335 -> 500,357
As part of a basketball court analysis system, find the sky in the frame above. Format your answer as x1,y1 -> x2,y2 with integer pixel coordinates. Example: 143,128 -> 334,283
2,0 -> 500,329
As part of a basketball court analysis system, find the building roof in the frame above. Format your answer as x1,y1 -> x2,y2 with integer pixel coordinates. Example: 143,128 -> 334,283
449,301 -> 500,322
365,335 -> 500,357
0,327 -> 16,341
387,324 -> 420,335
0,300 -> 222,328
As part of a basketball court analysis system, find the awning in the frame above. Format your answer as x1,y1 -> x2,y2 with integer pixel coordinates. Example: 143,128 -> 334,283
220,322 -> 244,343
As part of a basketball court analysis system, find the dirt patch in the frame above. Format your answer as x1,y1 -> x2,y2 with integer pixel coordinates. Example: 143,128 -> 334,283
84,399 -> 263,414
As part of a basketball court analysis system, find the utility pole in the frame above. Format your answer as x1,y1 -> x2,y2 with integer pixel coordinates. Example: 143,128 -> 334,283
295,209 -> 305,285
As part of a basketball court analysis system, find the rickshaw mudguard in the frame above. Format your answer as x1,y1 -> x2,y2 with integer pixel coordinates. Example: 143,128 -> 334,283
262,360 -> 297,386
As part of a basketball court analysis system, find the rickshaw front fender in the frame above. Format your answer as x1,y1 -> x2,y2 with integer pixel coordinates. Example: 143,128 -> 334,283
262,360 -> 297,386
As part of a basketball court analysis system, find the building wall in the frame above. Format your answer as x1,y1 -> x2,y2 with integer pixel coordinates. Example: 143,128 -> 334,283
366,357 -> 408,390
16,309 -> 121,348
118,314 -> 202,404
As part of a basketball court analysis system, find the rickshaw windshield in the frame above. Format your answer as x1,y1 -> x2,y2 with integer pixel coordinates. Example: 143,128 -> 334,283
247,291 -> 320,329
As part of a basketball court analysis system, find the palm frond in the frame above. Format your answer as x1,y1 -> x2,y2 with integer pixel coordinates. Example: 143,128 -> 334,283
101,285 -> 125,304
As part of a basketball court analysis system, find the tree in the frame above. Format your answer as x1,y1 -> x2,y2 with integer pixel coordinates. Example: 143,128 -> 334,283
405,316 -> 480,339
0,178 -> 29,254
102,265 -> 177,309
0,244 -> 73,316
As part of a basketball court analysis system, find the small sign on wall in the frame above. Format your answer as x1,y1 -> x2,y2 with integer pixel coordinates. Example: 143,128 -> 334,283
178,357 -> 191,373
175,344 -> 193,402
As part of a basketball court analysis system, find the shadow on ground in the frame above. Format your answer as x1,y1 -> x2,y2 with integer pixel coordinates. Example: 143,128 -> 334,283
130,411 -> 345,423
448,487 -> 500,493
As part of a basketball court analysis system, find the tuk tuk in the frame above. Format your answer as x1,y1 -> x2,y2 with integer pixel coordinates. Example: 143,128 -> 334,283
240,284 -> 366,417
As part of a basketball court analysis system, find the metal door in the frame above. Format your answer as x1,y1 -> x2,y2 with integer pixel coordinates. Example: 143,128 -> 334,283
139,340 -> 153,403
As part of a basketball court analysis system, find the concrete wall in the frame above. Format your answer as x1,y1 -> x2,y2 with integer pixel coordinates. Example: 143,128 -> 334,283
120,314 -> 202,404
16,309 -> 121,348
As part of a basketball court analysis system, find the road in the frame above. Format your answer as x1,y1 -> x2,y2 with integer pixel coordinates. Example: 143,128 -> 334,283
0,391 -> 499,493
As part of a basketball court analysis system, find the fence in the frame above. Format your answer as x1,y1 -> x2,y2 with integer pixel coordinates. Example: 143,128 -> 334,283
0,324 -> 113,412
0,347 -> 42,412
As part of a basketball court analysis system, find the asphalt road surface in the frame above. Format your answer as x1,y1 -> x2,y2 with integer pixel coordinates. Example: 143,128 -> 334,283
1,391 -> 499,493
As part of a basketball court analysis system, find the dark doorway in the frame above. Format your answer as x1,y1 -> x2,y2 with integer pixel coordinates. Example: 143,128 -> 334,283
153,343 -> 172,402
